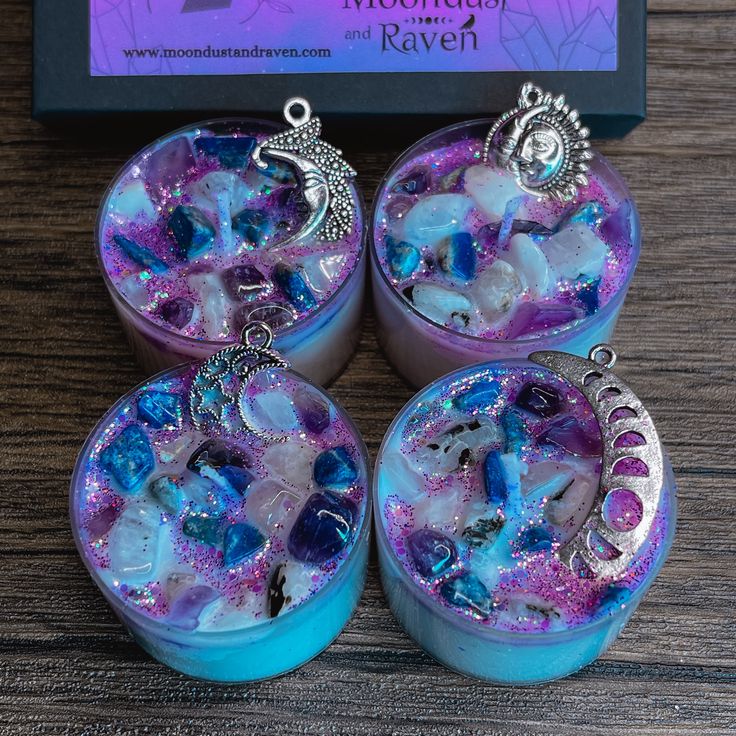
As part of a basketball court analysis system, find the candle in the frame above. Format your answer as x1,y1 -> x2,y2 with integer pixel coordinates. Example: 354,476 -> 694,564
374,348 -> 675,683
371,86 -> 640,388
70,335 -> 370,681
97,111 -> 365,386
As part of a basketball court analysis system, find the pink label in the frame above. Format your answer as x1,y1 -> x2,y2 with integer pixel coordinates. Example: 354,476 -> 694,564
90,1 -> 618,77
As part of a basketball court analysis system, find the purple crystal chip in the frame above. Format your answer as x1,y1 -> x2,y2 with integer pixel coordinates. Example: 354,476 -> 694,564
159,296 -> 194,329
538,416 -> 603,458
287,491 -> 357,564
505,302 -> 584,340
221,265 -> 271,302
294,386 -> 331,435
167,585 -> 220,631
515,382 -> 562,418
406,528 -> 457,579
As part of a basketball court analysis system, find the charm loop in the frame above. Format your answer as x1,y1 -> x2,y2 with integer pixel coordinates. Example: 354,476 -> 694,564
241,320 -> 274,351
484,81 -> 592,202
251,97 -> 358,246
589,343 -> 617,370
283,97 -> 312,128
529,346 -> 664,580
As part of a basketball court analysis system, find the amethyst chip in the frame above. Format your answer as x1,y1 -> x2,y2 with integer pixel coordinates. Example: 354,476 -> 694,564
287,491 -> 358,564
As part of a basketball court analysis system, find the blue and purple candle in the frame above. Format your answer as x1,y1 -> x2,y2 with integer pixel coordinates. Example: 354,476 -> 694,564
97,119 -> 365,385
371,121 -> 640,387
374,359 -> 675,683
70,362 -> 370,681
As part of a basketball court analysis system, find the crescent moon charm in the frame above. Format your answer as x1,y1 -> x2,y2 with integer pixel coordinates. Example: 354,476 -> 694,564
189,321 -> 290,441
529,345 -> 664,579
251,97 -> 357,247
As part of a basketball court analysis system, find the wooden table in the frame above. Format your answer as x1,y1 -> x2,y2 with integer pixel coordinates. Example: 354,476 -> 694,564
2,1 -> 735,733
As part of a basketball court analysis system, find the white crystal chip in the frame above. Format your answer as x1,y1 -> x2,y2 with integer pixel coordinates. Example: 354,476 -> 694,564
542,224 -> 608,280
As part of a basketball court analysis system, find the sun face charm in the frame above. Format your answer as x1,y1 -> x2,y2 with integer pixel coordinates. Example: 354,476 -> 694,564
484,82 -> 593,202
251,97 -> 358,245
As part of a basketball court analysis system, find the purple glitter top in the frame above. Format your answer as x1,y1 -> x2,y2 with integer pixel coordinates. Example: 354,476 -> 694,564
376,361 -> 671,633
72,365 -> 369,632
373,130 -> 639,341
98,120 -> 363,342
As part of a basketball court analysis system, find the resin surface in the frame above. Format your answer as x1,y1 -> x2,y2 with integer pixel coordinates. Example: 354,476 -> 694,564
373,132 -> 638,342
74,366 -> 368,633
98,121 -> 363,343
376,362 -> 670,633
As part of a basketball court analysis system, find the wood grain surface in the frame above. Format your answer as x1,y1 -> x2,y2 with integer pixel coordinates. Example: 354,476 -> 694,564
1,1 -> 735,734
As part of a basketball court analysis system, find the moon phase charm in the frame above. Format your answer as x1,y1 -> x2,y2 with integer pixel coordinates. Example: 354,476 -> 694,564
530,345 -> 664,579
484,82 -> 592,202
189,321 -> 290,441
251,97 -> 357,246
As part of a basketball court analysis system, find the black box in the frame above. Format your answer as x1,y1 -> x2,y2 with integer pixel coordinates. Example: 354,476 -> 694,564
33,1 -> 645,140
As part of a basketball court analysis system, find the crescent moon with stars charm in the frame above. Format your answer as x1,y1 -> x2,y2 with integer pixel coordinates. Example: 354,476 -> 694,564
189,321 -> 290,441
530,344 -> 664,579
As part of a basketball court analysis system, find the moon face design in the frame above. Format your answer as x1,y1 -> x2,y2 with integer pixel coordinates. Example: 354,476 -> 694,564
483,82 -> 592,203
189,331 -> 290,441
529,346 -> 664,579
251,98 -> 357,247
253,147 -> 330,249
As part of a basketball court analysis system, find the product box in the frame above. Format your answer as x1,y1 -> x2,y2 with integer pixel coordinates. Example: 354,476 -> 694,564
33,0 -> 646,138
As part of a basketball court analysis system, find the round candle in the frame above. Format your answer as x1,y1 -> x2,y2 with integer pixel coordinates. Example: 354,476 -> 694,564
97,118 -> 365,385
371,120 -> 640,387
71,362 -> 370,681
374,359 -> 675,684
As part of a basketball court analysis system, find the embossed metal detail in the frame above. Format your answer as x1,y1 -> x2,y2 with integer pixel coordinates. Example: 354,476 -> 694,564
189,321 -> 290,440
251,97 -> 357,245
484,82 -> 592,202
530,344 -> 664,579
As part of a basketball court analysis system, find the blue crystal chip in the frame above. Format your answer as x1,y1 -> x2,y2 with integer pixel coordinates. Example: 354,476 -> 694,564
272,263 -> 317,313
287,491 -> 358,564
99,424 -> 155,492
313,446 -> 358,490
453,380 -> 500,412
501,410 -> 528,455
440,232 -> 477,281
232,209 -> 269,247
194,135 -> 257,169
577,276 -> 601,316
385,235 -> 420,280
223,523 -> 267,567
183,514 -> 224,547
483,450 -> 509,507
137,391 -> 183,429
168,205 -> 216,258
440,572 -> 493,618
113,234 -> 168,275
517,527 -> 553,554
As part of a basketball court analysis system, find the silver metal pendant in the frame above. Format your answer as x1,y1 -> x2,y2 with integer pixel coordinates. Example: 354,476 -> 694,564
484,82 -> 592,202
189,321 -> 290,440
530,344 -> 664,579
251,97 -> 358,246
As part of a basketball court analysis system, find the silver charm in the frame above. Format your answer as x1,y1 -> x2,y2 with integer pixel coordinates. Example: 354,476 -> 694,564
189,321 -> 290,441
484,82 -> 592,202
530,345 -> 664,579
251,97 -> 357,245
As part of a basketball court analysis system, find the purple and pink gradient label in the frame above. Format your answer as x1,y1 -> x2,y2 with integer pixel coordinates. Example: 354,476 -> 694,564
90,1 -> 618,77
